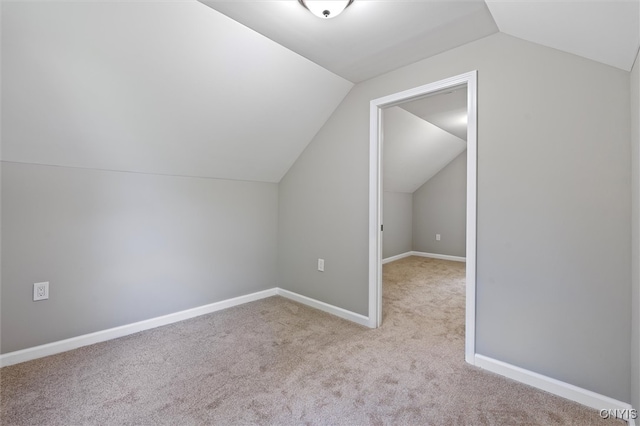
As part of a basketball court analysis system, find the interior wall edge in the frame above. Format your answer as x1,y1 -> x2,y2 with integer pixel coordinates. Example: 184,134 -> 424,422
475,354 -> 634,416
630,45 -> 640,413
0,160 -> 279,185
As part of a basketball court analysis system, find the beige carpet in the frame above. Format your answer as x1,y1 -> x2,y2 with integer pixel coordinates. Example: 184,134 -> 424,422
1,256 -> 620,425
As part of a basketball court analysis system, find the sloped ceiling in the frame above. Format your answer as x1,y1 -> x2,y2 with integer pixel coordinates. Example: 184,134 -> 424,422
199,0 -> 499,83
400,88 -> 468,141
0,1 -> 352,182
2,0 -> 638,186
384,107 -> 466,194
198,0 -> 639,81
486,0 -> 640,72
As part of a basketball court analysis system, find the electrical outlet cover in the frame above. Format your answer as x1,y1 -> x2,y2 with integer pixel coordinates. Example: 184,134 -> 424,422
33,282 -> 49,301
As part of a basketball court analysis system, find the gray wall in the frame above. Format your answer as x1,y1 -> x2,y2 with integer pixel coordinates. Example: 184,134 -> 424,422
0,163 -> 3,354
277,33 -> 631,402
382,191 -> 413,259
412,151 -> 466,257
631,50 -> 639,412
1,162 -> 278,353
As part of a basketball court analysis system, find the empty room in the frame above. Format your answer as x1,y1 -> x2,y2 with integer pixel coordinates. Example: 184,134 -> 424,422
381,86 -> 470,393
2,0 -> 640,424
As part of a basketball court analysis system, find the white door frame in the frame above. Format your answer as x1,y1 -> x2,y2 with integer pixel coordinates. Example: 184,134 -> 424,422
368,70 -> 478,364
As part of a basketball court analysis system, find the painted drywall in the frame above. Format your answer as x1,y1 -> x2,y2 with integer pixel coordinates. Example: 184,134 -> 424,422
200,0 -> 499,83
277,33 -> 631,402
412,151 -> 466,257
382,192 -> 413,259
400,89 -> 468,141
1,162 -> 278,353
485,0 -> 639,72
631,49 -> 640,412
0,162 -> 3,355
1,1 -> 352,183
383,106 -> 466,193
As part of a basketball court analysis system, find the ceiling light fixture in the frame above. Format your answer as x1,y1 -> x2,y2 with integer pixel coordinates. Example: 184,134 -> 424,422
298,0 -> 354,19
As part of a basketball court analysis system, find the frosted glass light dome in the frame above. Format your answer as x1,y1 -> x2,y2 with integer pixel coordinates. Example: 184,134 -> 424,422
298,0 -> 354,19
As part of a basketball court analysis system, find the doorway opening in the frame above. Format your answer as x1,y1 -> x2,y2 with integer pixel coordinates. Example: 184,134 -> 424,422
368,71 -> 477,364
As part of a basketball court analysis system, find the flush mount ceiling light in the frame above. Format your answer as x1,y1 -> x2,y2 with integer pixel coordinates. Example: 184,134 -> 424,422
298,0 -> 354,19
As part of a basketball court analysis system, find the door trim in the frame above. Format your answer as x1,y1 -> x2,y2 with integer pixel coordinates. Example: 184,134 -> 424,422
368,70 -> 478,364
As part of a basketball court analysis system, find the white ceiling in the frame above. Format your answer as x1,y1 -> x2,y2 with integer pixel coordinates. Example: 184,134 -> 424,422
200,0 -> 640,81
3,0 -> 638,185
199,0 -> 500,83
1,1 -> 352,182
383,107 -> 467,194
486,0 -> 640,72
400,88 -> 468,141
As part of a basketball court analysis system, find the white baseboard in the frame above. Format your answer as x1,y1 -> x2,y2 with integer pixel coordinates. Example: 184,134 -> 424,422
382,251 -> 413,264
0,288 -> 278,368
0,287 -> 372,368
382,251 -> 466,264
474,354 -> 636,423
412,251 -> 466,262
3,291 -> 635,423
276,288 -> 371,327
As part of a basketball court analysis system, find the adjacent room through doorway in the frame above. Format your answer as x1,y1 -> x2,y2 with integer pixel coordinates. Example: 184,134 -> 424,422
382,85 -> 467,357
368,72 -> 477,362
381,84 -> 468,357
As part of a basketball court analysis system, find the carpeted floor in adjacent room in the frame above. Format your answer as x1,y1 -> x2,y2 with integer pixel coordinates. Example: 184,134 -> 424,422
0,256 -> 620,425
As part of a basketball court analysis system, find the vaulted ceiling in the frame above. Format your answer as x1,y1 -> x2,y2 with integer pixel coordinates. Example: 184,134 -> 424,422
485,0 -> 639,72
200,0 -> 639,82
1,1 -> 352,183
2,0 -> 638,184
199,0 -> 500,83
384,88 -> 469,194
384,105 -> 467,194
401,88 -> 468,142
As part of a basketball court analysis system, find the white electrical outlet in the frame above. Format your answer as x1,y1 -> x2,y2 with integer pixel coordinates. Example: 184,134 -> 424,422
33,282 -> 49,301
436,234 -> 441,241
318,258 -> 325,272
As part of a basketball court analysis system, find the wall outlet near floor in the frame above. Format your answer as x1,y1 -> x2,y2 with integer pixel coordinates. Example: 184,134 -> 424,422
317,258 -> 325,272
436,234 -> 441,241
33,282 -> 49,301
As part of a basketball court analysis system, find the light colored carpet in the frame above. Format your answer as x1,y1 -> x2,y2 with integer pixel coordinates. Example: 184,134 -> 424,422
1,256 -> 620,425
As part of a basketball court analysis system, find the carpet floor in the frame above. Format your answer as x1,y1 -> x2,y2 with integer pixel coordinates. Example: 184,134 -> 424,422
1,256 -> 621,425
